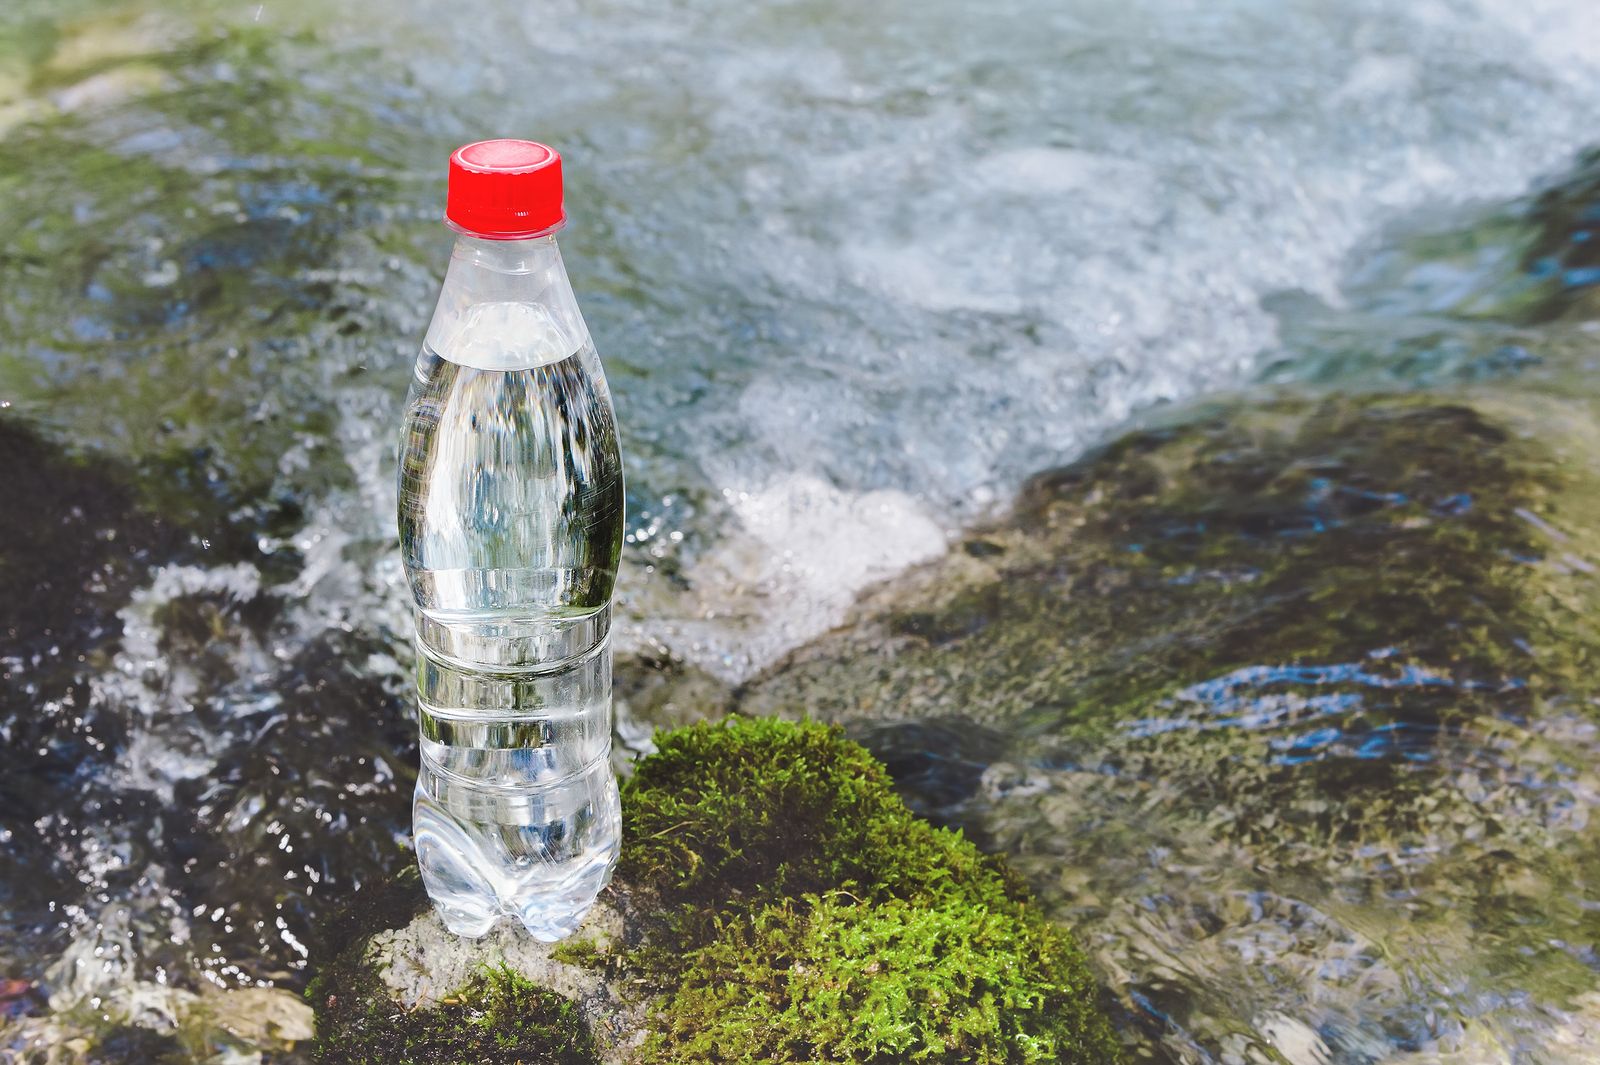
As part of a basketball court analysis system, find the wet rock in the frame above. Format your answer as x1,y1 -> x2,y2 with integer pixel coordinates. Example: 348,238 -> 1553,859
6,979 -> 313,1064
87,1025 -> 188,1065
0,418 -> 180,976
0,418 -> 162,668
0,413 -> 403,998
846,717 -> 1012,819
738,389 -> 1600,1061
611,651 -> 732,767
1345,144 -> 1600,328
0,418 -> 399,1065
189,986 -> 315,1049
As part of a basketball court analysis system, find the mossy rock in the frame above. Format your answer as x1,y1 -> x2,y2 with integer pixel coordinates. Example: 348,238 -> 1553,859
742,391 -> 1600,839
1303,147 -> 1600,331
315,962 -> 597,1065
310,719 -> 1121,1064
1478,145 -> 1600,325
738,388 -> 1600,1058
1497,145 -> 1600,324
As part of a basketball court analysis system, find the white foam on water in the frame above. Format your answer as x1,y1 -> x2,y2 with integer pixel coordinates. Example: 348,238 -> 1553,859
619,474 -> 948,677
101,562 -> 265,802
1467,0 -> 1600,80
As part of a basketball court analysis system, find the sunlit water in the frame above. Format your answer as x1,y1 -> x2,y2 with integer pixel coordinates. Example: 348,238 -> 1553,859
2,0 -> 1600,1059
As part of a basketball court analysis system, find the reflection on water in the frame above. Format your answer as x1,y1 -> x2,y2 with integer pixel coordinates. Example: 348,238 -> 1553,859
2,0 -> 1600,1059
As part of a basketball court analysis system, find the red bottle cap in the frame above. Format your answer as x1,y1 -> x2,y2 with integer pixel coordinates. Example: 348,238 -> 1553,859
445,139 -> 566,239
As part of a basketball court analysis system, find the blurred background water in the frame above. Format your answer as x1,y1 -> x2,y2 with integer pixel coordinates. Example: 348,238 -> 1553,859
2,0 -> 1600,1061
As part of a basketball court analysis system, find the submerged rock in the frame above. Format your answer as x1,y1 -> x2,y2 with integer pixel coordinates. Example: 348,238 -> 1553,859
746,392 -> 1600,735
311,719 -> 1121,1064
0,417 -> 198,982
5,979 -> 313,1065
739,389 -> 1600,1060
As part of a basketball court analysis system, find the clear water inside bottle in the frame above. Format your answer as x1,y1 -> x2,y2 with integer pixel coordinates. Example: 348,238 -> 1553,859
397,297 -> 624,940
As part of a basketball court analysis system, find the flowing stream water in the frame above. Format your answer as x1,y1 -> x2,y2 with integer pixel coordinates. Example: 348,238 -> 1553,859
2,0 -> 1599,1060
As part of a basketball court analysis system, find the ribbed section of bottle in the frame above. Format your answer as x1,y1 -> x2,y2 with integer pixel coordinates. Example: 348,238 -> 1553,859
411,607 -> 620,940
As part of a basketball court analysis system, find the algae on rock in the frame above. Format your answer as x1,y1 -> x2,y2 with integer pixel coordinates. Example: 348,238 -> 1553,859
747,392 -> 1600,727
738,388 -> 1600,1060
310,719 -> 1122,1065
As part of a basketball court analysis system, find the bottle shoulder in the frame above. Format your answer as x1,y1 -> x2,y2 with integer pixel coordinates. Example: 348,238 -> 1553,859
422,236 -> 595,373
424,301 -> 592,373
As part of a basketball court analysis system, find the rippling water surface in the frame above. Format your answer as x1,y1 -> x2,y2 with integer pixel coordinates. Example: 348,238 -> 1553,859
2,0 -> 1600,1060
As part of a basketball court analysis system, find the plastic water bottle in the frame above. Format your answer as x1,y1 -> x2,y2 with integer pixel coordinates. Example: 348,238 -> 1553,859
396,140 -> 624,940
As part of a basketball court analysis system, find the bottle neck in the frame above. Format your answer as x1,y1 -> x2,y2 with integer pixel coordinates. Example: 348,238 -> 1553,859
450,232 -> 562,273
424,233 -> 590,371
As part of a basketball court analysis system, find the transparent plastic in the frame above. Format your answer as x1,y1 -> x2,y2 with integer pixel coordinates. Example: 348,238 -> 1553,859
397,233 -> 624,939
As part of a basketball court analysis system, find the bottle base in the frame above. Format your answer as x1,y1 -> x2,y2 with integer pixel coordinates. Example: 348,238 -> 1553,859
412,767 -> 621,942
428,895 -> 599,942
416,837 -> 618,942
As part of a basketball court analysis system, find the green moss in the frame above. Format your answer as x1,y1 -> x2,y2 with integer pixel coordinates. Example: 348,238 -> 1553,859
649,895 -> 1112,1065
312,964 -> 595,1065
547,937 -> 606,970
623,718 -> 1120,1064
622,716 -> 1017,912
312,720 -> 1119,1063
